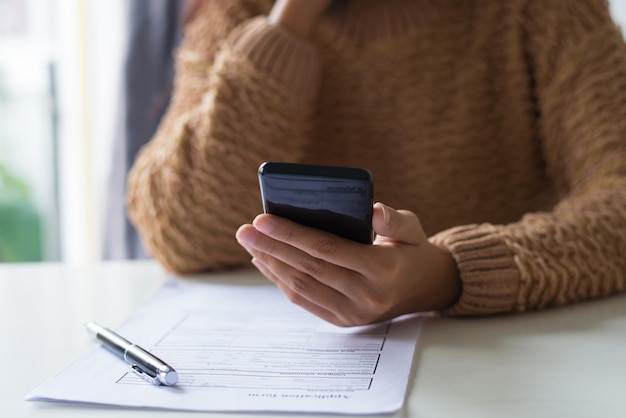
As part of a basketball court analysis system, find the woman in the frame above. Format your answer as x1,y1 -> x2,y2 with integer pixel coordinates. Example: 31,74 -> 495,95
127,0 -> 626,326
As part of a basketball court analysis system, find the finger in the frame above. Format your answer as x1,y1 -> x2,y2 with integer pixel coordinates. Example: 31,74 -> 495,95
250,256 -> 348,326
236,224 -> 255,256
372,202 -> 424,245
251,214 -> 369,272
242,225 -> 396,326
238,223 -> 364,297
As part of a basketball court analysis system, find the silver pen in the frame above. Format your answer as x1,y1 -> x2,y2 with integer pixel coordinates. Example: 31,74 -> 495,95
86,321 -> 178,386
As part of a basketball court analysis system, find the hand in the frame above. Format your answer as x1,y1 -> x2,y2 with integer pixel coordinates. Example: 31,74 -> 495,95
268,0 -> 334,39
236,202 -> 461,326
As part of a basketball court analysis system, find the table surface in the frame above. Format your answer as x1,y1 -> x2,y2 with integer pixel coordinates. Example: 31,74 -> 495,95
1,260 -> 625,418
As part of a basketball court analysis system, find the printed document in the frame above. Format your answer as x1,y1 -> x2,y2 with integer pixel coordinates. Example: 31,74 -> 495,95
27,277 -> 423,414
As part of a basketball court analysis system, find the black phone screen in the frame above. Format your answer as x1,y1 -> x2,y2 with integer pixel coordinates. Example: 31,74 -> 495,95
258,162 -> 374,244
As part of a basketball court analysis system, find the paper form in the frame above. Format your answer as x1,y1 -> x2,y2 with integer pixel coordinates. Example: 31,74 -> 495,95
26,277 -> 423,414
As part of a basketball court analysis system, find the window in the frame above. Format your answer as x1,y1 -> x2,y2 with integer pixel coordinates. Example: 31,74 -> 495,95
0,0 -> 58,262
0,0 -> 126,263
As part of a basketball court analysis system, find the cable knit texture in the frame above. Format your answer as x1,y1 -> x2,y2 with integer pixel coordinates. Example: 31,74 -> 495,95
127,0 -> 626,316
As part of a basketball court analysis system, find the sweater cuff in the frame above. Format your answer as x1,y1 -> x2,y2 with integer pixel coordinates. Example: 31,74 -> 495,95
227,16 -> 322,101
430,224 -> 520,316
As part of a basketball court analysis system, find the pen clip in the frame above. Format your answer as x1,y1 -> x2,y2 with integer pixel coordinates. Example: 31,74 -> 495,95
130,364 -> 161,385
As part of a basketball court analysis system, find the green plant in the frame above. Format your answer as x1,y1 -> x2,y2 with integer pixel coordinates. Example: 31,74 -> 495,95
0,161 -> 44,262
0,163 -> 29,200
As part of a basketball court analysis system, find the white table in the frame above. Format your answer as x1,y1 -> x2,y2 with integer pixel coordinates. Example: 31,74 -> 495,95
1,261 -> 625,417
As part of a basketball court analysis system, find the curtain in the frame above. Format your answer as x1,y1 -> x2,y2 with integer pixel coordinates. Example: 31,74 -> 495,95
103,0 -> 188,259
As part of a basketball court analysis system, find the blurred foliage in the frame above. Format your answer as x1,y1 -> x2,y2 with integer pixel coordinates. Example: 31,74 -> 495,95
0,164 -> 29,200
0,163 -> 44,262
0,42 -> 45,262
0,65 -> 42,261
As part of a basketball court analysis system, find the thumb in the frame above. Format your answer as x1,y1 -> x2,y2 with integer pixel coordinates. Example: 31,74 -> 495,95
372,202 -> 425,245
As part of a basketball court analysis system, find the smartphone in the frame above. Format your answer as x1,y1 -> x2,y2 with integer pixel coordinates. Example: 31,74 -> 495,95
258,162 -> 374,244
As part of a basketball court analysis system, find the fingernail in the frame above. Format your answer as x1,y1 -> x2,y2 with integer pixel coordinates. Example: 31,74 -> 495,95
251,257 -> 263,269
236,226 -> 257,245
253,216 -> 275,234
380,203 -> 391,226
252,258 -> 272,279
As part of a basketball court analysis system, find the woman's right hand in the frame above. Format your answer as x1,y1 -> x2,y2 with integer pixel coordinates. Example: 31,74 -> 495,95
268,0 -> 334,39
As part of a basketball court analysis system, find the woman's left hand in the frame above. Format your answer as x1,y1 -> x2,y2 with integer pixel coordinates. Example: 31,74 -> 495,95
236,202 -> 461,326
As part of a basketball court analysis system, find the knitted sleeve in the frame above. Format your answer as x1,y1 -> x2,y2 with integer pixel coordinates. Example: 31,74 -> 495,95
432,0 -> 626,315
126,0 -> 322,273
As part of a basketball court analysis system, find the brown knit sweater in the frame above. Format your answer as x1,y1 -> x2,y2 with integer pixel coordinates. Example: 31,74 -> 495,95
126,0 -> 626,316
